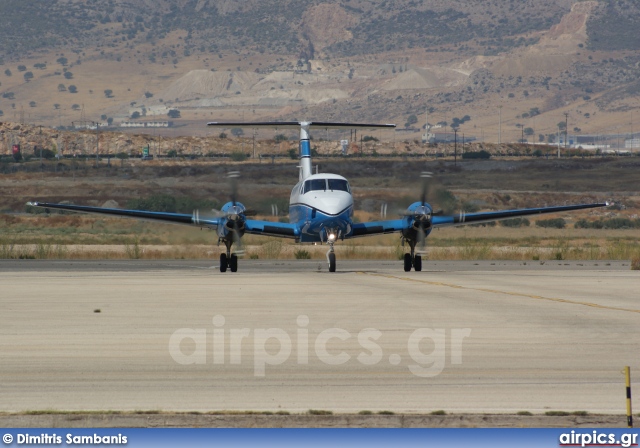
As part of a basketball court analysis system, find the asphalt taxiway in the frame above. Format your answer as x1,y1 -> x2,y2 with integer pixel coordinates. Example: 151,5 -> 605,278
0,260 -> 638,414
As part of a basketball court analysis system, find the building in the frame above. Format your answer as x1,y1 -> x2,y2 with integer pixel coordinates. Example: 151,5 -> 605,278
119,121 -> 173,128
624,138 -> 640,149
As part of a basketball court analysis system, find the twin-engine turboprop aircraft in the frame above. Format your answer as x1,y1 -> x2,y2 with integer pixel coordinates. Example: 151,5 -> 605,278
30,120 -> 609,273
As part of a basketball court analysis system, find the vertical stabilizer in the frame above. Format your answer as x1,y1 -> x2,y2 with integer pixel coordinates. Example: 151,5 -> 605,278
299,122 -> 313,180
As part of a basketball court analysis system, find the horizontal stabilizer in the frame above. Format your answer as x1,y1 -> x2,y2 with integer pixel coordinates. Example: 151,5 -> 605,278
208,121 -> 396,130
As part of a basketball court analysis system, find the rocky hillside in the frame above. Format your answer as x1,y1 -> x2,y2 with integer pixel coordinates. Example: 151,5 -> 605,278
0,0 -> 579,60
1,1 -> 640,143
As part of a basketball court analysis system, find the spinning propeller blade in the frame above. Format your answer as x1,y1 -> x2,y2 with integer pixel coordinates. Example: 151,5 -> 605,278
416,171 -> 433,255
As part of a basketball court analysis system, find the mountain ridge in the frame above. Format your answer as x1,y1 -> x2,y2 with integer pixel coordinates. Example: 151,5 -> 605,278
1,0 -> 640,143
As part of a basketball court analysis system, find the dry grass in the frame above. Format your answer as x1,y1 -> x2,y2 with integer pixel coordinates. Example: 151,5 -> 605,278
2,207 -> 640,262
2,239 -> 639,262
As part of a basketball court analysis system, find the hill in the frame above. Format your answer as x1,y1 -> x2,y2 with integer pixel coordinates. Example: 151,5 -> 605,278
1,0 -> 640,144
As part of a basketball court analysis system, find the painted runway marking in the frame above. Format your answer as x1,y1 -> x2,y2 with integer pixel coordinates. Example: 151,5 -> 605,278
360,272 -> 640,314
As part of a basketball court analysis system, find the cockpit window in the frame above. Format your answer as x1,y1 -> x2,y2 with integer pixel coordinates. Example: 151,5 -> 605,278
303,179 -> 327,193
328,179 -> 350,193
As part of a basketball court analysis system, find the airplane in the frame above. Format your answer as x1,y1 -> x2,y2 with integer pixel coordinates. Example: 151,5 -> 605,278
28,120 -> 609,273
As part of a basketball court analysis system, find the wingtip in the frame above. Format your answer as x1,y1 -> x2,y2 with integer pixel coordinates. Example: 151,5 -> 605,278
605,201 -> 614,207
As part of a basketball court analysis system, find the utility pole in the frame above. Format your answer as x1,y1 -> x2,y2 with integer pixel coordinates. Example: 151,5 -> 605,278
454,128 -> 458,166
38,125 -> 43,169
498,105 -> 503,145
96,122 -> 99,167
564,112 -> 569,150
252,129 -> 256,159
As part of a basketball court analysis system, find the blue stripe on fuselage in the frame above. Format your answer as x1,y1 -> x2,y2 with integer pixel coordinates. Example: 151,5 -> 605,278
289,203 -> 353,242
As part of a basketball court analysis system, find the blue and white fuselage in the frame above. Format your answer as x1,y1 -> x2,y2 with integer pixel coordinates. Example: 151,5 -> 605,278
289,173 -> 353,243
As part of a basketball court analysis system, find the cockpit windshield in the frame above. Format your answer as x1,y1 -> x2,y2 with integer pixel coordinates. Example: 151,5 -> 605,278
302,178 -> 350,194
328,179 -> 350,193
304,179 -> 327,193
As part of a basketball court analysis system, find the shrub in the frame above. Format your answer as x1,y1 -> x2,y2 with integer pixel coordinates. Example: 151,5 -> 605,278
501,217 -> 530,227
575,218 -> 640,229
545,411 -> 570,416
308,409 -> 332,415
462,150 -> 491,159
126,194 -> 177,213
536,218 -> 566,229
230,151 -> 247,162
294,249 -> 311,259
632,258 -> 640,271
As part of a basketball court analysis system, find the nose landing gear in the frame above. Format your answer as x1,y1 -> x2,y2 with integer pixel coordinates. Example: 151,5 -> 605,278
325,228 -> 338,272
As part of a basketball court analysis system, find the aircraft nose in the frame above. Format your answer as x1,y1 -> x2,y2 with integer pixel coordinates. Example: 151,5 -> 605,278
315,193 -> 352,215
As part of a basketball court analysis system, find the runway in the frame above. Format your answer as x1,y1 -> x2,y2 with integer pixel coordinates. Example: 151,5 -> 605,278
1,260 -> 638,414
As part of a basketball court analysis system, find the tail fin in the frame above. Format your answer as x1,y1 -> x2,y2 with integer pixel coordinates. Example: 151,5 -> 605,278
207,121 -> 396,181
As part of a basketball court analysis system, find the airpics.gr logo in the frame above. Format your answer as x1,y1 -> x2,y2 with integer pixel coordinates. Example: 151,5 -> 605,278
168,315 -> 471,377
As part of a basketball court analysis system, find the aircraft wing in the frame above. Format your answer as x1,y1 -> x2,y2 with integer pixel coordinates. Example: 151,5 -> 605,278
431,202 -> 609,227
244,219 -> 299,239
26,201 -> 221,229
346,202 -> 608,237
348,219 -> 406,238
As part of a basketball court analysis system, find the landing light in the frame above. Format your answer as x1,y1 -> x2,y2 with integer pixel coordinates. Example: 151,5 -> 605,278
328,233 -> 336,242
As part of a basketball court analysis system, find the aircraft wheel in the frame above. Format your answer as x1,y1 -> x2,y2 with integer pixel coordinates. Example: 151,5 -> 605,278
414,255 -> 422,272
403,253 -> 412,272
230,254 -> 238,272
328,252 -> 336,273
219,253 -> 228,273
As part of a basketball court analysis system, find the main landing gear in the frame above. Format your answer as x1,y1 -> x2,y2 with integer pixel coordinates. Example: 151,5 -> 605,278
403,240 -> 422,272
219,239 -> 239,273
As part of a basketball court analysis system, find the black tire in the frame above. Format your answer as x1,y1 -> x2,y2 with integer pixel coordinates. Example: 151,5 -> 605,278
219,253 -> 228,273
230,254 -> 238,272
328,252 -> 336,273
403,253 -> 412,272
414,255 -> 422,272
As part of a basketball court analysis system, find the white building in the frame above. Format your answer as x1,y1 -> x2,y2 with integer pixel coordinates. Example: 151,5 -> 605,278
624,138 -> 640,149
119,121 -> 173,128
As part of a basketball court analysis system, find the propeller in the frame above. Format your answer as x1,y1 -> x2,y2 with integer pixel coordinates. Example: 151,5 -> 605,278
191,171 -> 253,256
415,171 -> 432,254
226,171 -> 245,256
398,171 -> 433,254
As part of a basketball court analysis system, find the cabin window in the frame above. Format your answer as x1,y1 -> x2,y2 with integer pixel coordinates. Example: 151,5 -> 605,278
303,179 -> 327,193
328,179 -> 350,193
